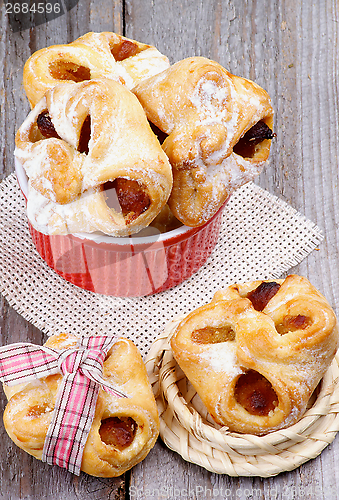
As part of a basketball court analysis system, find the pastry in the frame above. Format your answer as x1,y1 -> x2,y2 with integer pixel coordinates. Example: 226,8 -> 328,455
3,333 -> 160,477
133,57 -> 275,227
15,78 -> 173,236
23,31 -> 170,108
149,204 -> 182,233
170,275 -> 338,435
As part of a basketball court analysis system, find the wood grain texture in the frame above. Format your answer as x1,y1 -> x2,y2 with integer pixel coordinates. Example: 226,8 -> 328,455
0,0 -> 338,499
127,1 -> 339,499
0,2 -> 127,499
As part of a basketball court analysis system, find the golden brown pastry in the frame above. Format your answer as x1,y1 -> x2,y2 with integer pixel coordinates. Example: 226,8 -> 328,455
23,31 -> 170,108
170,275 -> 338,435
133,57 -> 275,227
15,78 -> 173,236
3,333 -> 160,477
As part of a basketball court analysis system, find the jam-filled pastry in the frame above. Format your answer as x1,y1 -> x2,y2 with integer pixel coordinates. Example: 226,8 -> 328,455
15,78 -> 173,236
23,31 -> 170,108
3,333 -> 160,477
170,275 -> 338,435
133,57 -> 275,227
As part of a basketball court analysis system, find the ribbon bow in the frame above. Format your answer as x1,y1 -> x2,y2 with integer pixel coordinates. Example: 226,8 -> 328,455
0,335 -> 127,475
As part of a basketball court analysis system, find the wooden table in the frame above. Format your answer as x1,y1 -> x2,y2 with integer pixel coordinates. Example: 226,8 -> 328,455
0,1 -> 338,499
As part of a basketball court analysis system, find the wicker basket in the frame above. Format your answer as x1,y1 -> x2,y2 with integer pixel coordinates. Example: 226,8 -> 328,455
145,317 -> 339,477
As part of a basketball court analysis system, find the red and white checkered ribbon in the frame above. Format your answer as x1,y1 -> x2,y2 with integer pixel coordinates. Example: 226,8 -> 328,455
0,335 -> 127,475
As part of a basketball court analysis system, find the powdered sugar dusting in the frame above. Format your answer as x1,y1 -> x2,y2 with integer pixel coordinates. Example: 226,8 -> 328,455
190,78 -> 231,123
198,343 -> 243,376
120,48 -> 170,89
207,153 -> 266,194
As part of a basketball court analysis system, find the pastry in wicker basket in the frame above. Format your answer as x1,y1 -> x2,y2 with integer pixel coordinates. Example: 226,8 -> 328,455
3,333 -> 160,477
15,78 -> 173,236
23,31 -> 170,108
133,56 -> 275,227
170,275 -> 338,435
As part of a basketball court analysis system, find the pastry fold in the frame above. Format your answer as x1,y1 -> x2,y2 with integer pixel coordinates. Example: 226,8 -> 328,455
3,333 -> 160,477
24,31 -> 170,108
15,78 -> 173,236
170,275 -> 338,435
133,57 -> 274,226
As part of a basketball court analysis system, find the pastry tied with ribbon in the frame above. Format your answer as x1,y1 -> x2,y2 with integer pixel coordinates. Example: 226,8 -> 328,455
133,57 -> 275,227
15,78 -> 173,236
23,31 -> 170,108
170,275 -> 339,435
1,333 -> 159,477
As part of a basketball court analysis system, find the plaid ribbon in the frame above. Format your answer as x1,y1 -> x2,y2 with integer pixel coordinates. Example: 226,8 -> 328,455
0,335 -> 127,475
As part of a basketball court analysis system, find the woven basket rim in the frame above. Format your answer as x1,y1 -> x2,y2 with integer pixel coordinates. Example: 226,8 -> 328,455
145,317 -> 339,477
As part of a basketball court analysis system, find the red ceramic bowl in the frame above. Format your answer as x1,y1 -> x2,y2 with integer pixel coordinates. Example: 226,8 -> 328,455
15,159 -> 227,297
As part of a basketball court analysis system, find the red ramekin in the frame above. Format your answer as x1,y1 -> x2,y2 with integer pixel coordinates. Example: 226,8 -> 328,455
15,160 -> 227,297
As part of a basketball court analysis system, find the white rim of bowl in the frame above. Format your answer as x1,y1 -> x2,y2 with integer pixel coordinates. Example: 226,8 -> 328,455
14,157 -> 197,246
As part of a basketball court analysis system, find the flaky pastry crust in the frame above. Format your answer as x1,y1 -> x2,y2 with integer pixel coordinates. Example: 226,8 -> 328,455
133,57 -> 274,226
15,78 -> 173,236
3,333 -> 160,477
170,275 -> 338,435
23,31 -> 170,108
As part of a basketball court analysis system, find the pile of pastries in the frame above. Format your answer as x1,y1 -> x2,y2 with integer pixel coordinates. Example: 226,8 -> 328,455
15,31 -> 275,236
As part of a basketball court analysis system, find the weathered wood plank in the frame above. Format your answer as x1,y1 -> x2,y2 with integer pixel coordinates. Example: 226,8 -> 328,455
0,1 -> 127,499
127,1 -> 339,499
